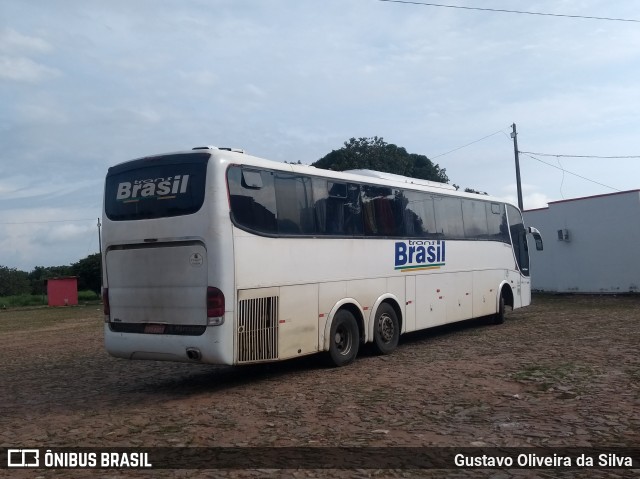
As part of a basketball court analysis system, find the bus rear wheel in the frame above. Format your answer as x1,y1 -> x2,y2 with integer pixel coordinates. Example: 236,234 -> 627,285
327,309 -> 359,367
372,303 -> 399,355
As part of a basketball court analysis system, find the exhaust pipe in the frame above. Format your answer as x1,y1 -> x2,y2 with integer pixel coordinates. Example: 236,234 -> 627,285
186,348 -> 201,361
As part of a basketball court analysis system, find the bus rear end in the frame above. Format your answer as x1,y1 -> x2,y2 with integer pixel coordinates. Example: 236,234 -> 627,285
102,151 -> 234,364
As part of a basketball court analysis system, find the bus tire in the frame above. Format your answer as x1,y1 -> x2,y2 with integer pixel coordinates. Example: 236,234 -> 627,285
372,303 -> 399,355
327,309 -> 359,367
492,292 -> 506,325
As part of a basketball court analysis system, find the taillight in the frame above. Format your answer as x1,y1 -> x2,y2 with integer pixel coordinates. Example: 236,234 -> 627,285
102,287 -> 110,318
207,287 -> 225,319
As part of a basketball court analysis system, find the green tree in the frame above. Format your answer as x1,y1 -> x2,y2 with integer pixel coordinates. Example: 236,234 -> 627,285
28,265 -> 74,295
0,266 -> 31,296
312,137 -> 449,184
72,253 -> 102,295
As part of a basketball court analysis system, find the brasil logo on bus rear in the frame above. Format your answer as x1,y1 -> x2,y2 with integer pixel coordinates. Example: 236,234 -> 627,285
115,175 -> 189,203
394,240 -> 445,272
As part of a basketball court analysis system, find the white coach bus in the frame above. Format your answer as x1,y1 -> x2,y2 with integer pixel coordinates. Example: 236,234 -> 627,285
102,146 -> 543,367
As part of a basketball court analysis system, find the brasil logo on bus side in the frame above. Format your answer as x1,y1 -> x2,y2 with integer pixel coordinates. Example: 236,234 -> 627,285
394,240 -> 445,272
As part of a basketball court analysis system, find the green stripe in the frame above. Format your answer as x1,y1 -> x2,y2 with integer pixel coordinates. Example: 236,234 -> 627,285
395,263 -> 445,271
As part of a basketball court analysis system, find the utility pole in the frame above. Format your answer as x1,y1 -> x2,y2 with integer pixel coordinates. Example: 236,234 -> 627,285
97,217 -> 103,294
97,218 -> 102,256
511,123 -> 524,211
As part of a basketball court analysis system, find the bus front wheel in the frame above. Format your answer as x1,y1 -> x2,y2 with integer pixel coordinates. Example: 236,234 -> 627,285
327,309 -> 359,367
492,292 -> 506,325
372,303 -> 399,355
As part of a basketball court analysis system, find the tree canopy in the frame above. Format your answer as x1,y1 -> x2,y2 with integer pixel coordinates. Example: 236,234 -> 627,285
312,137 -> 449,184
1,253 -> 102,297
73,253 -> 101,295
0,266 -> 30,297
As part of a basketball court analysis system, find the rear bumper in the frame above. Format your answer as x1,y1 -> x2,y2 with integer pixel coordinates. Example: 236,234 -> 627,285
104,313 -> 233,364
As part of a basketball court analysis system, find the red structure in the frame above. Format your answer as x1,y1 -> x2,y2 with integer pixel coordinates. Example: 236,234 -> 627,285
47,277 -> 78,307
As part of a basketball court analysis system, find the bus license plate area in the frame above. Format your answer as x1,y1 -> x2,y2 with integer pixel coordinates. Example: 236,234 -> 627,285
144,324 -> 166,334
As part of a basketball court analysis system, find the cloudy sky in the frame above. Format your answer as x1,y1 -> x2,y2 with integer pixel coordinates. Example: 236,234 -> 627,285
1,0 -> 639,271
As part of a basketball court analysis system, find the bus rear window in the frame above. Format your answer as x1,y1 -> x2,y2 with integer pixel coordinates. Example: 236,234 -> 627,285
105,153 -> 208,221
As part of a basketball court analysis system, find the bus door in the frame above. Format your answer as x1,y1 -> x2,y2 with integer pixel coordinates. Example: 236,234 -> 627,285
507,205 -> 530,308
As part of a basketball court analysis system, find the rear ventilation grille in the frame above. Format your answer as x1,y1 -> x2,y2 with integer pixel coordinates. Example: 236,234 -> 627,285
237,296 -> 279,363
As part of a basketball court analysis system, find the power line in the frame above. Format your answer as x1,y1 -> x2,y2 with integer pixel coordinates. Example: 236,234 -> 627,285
0,218 -> 96,225
376,0 -> 640,23
519,151 -> 640,159
520,152 -> 621,192
431,128 -> 508,159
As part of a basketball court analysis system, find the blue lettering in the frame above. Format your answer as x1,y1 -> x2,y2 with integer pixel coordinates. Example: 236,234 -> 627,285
427,245 -> 436,262
395,240 -> 447,269
395,242 -> 407,266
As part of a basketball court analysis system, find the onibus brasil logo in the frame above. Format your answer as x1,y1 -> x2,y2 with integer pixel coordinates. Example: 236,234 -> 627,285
116,175 -> 189,203
394,240 -> 445,272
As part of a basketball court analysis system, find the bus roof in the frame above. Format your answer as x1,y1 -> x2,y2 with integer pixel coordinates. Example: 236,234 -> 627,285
119,146 -> 516,209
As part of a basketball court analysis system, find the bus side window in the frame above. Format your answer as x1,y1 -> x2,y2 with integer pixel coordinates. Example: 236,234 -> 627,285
228,166 -> 277,234
434,196 -> 464,239
274,173 -> 314,235
312,180 -> 363,236
403,191 -> 437,238
345,183 -> 364,236
486,202 -> 510,243
313,179 -> 339,234
362,185 -> 403,237
462,199 -> 489,239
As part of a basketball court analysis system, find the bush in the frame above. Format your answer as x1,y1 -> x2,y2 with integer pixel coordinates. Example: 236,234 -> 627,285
78,290 -> 99,301
0,294 -> 47,308
0,290 -> 100,308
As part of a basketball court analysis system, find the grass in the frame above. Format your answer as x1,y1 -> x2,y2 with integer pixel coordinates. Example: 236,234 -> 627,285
512,363 -> 572,381
511,362 -> 598,394
0,290 -> 100,308
0,301 -> 103,333
0,294 -> 48,308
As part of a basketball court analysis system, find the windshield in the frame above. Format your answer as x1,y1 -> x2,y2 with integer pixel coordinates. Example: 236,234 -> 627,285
105,153 -> 209,221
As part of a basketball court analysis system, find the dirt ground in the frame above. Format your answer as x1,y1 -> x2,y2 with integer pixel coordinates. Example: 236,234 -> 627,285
1,294 -> 639,478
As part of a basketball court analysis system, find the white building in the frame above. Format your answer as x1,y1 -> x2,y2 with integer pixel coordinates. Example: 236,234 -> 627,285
524,190 -> 640,293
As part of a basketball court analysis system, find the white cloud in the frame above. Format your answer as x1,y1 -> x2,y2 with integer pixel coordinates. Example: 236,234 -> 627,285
0,27 -> 59,83
0,208 -> 99,270
38,222 -> 96,244
0,28 -> 52,54
496,183 -> 554,211
15,102 -> 68,124
0,176 -> 102,202
2,0 -> 640,271
0,55 -> 60,82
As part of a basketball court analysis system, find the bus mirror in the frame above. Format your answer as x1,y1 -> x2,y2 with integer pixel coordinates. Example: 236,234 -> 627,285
527,226 -> 544,251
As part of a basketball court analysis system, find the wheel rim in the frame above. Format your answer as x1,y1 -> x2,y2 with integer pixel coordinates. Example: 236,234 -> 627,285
377,313 -> 395,343
334,324 -> 353,355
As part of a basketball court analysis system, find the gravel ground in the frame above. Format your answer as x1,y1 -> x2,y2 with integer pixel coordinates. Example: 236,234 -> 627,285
1,294 -> 639,478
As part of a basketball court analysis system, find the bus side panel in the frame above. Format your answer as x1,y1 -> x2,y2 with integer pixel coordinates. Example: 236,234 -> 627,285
520,276 -> 532,307
279,284 -> 319,359
415,273 -> 446,329
507,269 -> 523,309
404,276 -> 416,332
472,270 -> 504,318
444,272 -> 473,323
